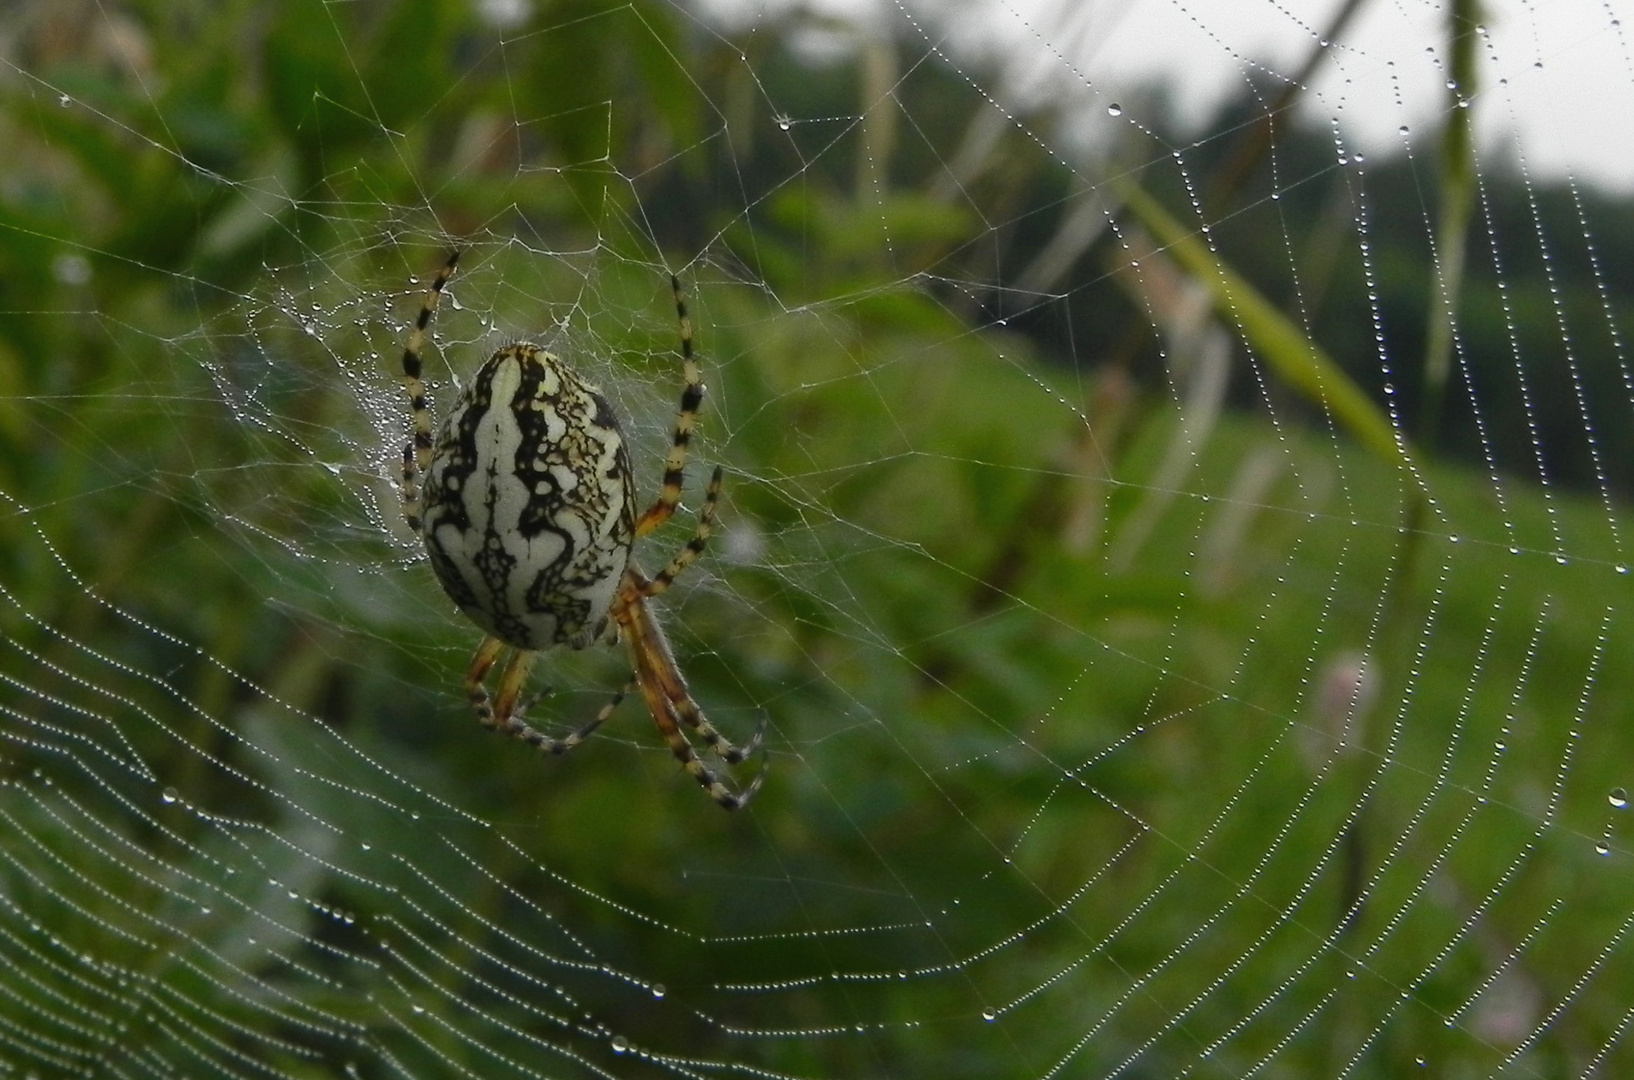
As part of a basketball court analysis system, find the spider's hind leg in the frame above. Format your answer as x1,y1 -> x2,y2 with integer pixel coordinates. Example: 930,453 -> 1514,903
543,678 -> 635,756
465,638 -> 627,756
644,691 -> 767,812
672,695 -> 767,766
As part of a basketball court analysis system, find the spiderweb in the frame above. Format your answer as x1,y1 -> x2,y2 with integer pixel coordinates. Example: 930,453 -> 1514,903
2,0 -> 1632,1076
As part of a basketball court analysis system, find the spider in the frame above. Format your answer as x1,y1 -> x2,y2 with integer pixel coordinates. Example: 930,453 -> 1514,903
396,251 -> 764,810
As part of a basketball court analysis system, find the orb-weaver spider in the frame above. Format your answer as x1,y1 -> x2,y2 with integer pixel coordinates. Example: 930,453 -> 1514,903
397,251 -> 764,810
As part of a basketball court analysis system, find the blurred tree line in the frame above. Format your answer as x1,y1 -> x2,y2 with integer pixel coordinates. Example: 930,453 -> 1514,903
7,0 -> 1631,500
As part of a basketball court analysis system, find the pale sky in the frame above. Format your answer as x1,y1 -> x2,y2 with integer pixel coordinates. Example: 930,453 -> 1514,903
1069,0 -> 1634,192
726,0 -> 1634,194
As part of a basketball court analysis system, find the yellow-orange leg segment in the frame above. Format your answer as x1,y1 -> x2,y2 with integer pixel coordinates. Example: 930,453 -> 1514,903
639,466 -> 723,598
615,569 -> 766,809
464,636 -> 508,730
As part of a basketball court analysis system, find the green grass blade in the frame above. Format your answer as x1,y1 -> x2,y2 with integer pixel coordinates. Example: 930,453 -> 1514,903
1121,183 -> 1413,470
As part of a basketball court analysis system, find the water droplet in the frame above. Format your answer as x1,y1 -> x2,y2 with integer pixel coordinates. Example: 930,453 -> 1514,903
1398,125 -> 1410,135
161,788 -> 179,804
981,1008 -> 997,1022
774,115 -> 792,131
1610,788 -> 1628,809
650,984 -> 666,999
1107,103 -> 1122,117
1595,841 -> 1611,856
610,1035 -> 630,1053
58,94 -> 71,107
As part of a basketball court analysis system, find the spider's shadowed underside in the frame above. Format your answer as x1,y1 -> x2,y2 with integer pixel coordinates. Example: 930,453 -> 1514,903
396,250 -> 765,810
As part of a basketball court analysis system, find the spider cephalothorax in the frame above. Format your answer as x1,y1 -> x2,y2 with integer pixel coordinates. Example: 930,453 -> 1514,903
397,251 -> 764,809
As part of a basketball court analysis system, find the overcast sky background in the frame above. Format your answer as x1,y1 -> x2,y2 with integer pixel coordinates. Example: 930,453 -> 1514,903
1074,0 -> 1630,192
724,0 -> 1633,194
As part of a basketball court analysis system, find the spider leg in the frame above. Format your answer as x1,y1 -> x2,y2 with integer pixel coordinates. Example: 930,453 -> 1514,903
618,581 -> 764,810
512,677 -> 632,756
639,465 -> 723,600
671,694 -> 768,765
623,585 -> 760,763
399,250 -> 460,532
491,646 -> 541,732
634,275 -> 703,538
464,634 -> 508,730
541,678 -> 636,756
466,638 -> 631,755
631,634 -> 762,811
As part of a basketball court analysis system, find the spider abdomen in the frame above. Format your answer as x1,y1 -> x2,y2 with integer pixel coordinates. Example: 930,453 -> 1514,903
420,344 -> 636,650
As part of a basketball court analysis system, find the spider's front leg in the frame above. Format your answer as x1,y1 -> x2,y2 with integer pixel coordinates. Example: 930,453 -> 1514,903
633,275 -> 704,537
397,250 -> 460,532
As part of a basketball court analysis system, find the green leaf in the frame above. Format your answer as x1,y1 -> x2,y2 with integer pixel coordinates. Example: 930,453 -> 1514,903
1120,183 -> 1413,470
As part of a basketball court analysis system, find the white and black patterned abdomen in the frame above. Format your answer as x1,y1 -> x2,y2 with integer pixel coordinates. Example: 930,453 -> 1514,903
420,345 -> 637,650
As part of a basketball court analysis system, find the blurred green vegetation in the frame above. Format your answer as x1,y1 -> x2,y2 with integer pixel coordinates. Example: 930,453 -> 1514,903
1,1 -> 1632,1077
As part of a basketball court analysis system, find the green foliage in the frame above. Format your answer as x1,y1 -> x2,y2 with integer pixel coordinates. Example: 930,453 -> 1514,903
0,1 -> 1630,1077
1121,182 -> 1410,468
